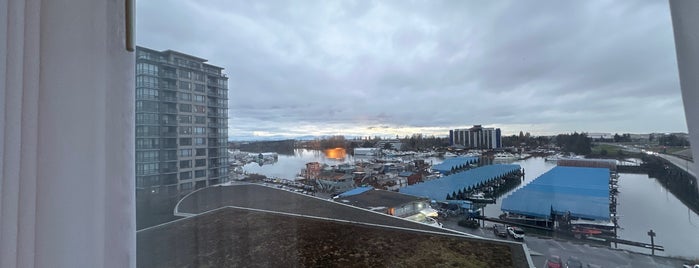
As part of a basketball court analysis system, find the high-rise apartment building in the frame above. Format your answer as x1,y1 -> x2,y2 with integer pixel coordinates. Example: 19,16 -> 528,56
449,125 -> 502,149
135,46 -> 229,197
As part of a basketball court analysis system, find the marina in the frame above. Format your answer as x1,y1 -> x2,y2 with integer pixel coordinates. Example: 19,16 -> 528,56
238,149 -> 699,259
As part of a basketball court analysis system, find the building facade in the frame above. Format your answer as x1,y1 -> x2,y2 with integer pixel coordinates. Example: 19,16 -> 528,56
449,125 -> 502,149
135,46 -> 229,196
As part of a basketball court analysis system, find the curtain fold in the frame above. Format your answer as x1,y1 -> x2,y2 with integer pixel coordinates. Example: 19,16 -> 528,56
1,0 -> 135,267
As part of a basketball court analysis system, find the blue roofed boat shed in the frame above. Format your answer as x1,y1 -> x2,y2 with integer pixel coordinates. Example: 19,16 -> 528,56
501,166 -> 611,221
399,164 -> 521,200
431,156 -> 480,174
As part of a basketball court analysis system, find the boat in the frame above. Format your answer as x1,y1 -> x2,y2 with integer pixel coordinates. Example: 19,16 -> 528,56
465,193 -> 496,204
494,152 -> 516,160
443,152 -> 457,158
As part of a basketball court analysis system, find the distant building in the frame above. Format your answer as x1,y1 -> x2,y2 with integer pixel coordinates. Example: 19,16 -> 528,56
375,139 -> 404,150
354,147 -> 379,156
587,133 -> 613,141
135,46 -> 229,197
449,125 -> 502,149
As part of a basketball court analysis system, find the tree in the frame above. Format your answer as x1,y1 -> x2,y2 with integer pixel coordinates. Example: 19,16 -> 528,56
600,149 -> 608,156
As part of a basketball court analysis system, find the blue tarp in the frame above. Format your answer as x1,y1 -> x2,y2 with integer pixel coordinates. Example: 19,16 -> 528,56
336,186 -> 373,198
399,164 -> 521,200
501,166 -> 611,221
431,156 -> 479,174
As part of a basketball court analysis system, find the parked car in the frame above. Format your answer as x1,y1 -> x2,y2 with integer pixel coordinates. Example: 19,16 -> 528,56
507,226 -> 525,240
493,224 -> 508,237
566,256 -> 583,268
544,255 -> 563,268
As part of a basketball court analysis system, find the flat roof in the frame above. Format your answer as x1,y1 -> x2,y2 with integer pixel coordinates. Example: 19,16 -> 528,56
176,184 -> 459,233
137,207 -> 527,267
432,156 -> 480,173
501,166 -> 611,220
137,183 -> 530,267
400,164 -> 521,200
337,189 -> 425,211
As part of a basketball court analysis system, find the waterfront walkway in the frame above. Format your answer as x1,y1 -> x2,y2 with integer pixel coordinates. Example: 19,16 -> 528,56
658,153 -> 696,178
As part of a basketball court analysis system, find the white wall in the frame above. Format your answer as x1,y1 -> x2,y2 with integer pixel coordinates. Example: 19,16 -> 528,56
0,0 -> 135,267
670,0 -> 699,192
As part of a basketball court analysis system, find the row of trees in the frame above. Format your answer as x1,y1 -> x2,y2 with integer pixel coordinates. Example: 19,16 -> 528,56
502,131 -> 551,147
554,132 -> 592,155
658,134 -> 690,146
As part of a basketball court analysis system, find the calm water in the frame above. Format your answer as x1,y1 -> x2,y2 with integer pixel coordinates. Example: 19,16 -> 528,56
244,150 -> 699,259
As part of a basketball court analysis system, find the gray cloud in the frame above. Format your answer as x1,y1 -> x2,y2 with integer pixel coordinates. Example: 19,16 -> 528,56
137,0 -> 687,140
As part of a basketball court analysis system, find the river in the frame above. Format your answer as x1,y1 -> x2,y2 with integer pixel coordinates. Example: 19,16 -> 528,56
243,149 -> 699,259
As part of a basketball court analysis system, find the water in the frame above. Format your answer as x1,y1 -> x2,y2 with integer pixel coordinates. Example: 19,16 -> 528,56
243,151 -> 699,259
615,173 -> 699,259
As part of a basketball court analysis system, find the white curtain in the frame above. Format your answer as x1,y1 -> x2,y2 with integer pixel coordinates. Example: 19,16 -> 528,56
0,0 -> 135,267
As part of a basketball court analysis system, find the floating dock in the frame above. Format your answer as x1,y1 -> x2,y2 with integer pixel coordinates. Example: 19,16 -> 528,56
399,164 -> 521,200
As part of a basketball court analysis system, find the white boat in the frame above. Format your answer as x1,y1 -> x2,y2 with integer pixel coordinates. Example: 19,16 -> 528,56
494,153 -> 516,160
443,152 -> 457,158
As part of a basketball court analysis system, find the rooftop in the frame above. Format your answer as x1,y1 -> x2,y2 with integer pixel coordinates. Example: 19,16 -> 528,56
431,156 -> 480,174
501,166 -> 611,220
139,183 -> 530,267
400,164 -> 522,200
336,188 -> 426,212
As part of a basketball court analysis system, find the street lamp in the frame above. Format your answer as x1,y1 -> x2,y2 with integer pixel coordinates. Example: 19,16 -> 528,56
647,229 -> 656,256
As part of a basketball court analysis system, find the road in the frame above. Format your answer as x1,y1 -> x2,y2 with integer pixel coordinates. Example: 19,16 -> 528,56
657,153 -> 696,178
441,219 -> 689,268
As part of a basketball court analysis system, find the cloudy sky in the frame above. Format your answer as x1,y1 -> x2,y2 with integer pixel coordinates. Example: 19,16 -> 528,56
137,0 -> 687,140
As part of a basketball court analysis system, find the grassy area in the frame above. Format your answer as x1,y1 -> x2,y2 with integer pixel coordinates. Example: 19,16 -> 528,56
590,144 -> 627,157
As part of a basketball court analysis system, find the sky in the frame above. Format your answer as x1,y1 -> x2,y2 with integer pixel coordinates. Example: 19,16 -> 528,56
137,0 -> 688,140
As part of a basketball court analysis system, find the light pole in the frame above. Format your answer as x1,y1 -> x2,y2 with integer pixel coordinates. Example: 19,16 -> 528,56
647,229 -> 656,256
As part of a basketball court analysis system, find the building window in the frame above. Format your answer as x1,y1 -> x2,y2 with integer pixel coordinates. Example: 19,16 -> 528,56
136,113 -> 158,124
195,159 -> 206,167
136,138 -> 159,149
178,126 -> 192,135
178,92 -> 192,101
180,182 -> 193,191
196,148 -> 206,156
136,76 -> 158,87
136,88 -> 158,100
194,137 -> 206,145
194,105 -> 206,114
194,127 -> 206,134
195,116 -> 206,124
179,104 -> 192,112
179,171 -> 192,180
179,81 -> 191,90
136,63 -> 158,75
179,70 -> 192,79
195,169 -> 206,178
194,95 -> 205,103
179,149 -> 192,157
180,160 -> 191,169
179,138 -> 192,146
194,83 -> 205,92
178,115 -> 191,124
136,151 -> 159,162
136,100 -> 159,112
